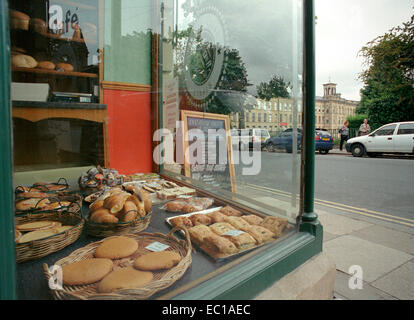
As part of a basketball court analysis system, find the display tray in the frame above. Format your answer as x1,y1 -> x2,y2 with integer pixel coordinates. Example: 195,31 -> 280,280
165,207 -> 283,261
43,227 -> 192,300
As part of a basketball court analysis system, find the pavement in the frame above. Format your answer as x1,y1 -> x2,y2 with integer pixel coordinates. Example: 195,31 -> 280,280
319,208 -> 414,300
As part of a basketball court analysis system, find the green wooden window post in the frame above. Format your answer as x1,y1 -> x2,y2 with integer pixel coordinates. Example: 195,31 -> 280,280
0,0 -> 17,300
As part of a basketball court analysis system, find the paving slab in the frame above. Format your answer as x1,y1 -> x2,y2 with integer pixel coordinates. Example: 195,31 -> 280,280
323,231 -> 339,243
351,225 -> 414,256
372,262 -> 414,300
323,235 -> 413,283
318,210 -> 373,236
334,271 -> 397,300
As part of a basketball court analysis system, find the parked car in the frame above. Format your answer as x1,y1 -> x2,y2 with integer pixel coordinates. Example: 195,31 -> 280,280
265,128 -> 334,154
232,128 -> 270,150
345,121 -> 414,157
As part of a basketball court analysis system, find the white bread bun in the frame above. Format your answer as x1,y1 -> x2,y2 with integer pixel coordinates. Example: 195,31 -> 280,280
12,54 -> 38,68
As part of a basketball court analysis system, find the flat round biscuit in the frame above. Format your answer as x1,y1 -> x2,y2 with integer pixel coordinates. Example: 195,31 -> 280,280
94,236 -> 138,259
97,267 -> 153,293
133,251 -> 182,271
62,258 -> 113,286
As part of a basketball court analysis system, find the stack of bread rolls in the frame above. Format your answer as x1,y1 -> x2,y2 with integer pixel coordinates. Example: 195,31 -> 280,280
89,187 -> 152,224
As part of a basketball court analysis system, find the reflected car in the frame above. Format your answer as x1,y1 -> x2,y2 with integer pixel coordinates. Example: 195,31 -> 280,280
265,128 -> 334,154
345,121 -> 414,157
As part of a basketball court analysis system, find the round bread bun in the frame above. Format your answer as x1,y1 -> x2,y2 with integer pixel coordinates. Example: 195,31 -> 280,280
30,18 -> 46,33
62,258 -> 114,286
97,267 -> 153,293
94,236 -> 138,259
133,251 -> 182,271
12,54 -> 38,68
56,63 -> 74,72
37,61 -> 56,70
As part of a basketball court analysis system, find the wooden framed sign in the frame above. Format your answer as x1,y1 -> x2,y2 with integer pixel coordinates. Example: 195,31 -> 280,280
181,110 -> 237,193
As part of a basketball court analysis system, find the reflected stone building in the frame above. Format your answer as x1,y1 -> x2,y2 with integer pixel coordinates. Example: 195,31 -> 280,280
231,83 -> 359,133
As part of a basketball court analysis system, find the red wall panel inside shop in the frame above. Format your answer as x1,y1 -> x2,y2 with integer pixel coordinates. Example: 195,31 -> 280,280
104,89 -> 152,174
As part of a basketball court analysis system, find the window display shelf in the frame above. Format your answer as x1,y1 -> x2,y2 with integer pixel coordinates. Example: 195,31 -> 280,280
12,67 -> 98,78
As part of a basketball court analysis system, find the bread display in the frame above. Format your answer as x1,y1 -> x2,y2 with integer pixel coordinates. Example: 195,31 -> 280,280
133,251 -> 182,271
164,197 -> 214,214
62,258 -> 114,286
241,214 -> 264,226
94,236 -> 139,259
97,267 -> 153,293
11,54 -> 37,68
37,61 -> 55,70
56,62 -> 74,72
9,10 -> 30,30
219,205 -> 242,217
259,216 -> 289,238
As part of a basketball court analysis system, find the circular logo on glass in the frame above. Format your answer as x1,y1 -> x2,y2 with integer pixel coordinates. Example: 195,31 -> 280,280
184,6 -> 227,108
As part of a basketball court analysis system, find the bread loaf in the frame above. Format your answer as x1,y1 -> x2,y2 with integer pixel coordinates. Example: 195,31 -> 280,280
37,61 -> 55,70
9,10 -> 30,30
30,18 -> 46,33
90,208 -> 118,224
56,63 -> 74,72
12,54 -> 37,68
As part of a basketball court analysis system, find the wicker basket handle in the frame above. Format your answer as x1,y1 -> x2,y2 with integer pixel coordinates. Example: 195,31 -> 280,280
169,226 -> 192,251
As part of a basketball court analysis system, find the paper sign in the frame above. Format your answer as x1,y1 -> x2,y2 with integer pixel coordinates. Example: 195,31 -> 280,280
145,242 -> 170,252
223,230 -> 245,237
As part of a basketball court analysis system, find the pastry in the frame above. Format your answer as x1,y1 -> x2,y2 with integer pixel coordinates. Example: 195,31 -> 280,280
9,10 -> 30,30
11,54 -> 37,69
90,208 -> 119,224
245,225 -> 275,244
16,220 -> 59,232
62,258 -> 114,286
30,18 -> 46,33
37,61 -> 56,70
209,222 -> 235,236
103,193 -> 129,215
223,216 -> 251,232
219,206 -> 242,217
15,191 -> 48,199
138,190 -> 152,212
133,251 -> 182,271
188,225 -> 214,244
97,267 -> 153,293
169,216 -> 193,228
259,216 -> 289,238
56,63 -> 74,72
222,232 -> 256,250
241,215 -> 264,226
203,234 -> 238,255
53,226 -> 73,233
17,229 -> 59,243
94,236 -> 138,259
164,200 -> 187,213
207,210 -> 227,223
189,214 -> 211,226
89,199 -> 104,212
15,197 -> 50,211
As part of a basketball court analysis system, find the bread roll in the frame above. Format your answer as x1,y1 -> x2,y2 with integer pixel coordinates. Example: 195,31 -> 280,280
56,63 -> 74,72
30,18 -> 46,33
36,61 -> 55,70
90,208 -> 118,224
9,10 -> 30,30
12,54 -> 38,68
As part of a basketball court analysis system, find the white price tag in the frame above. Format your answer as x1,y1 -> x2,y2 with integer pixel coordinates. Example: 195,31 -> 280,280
145,241 -> 170,252
223,230 -> 245,237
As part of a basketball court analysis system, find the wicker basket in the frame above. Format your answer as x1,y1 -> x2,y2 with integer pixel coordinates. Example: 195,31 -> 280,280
15,193 -> 83,216
15,178 -> 70,194
15,211 -> 84,263
43,227 -> 192,300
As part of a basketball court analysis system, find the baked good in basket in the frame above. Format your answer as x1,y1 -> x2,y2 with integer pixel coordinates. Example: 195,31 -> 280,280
133,251 -> 182,271
259,216 -> 289,238
94,236 -> 139,259
62,258 -> 114,286
16,221 -> 60,232
97,267 -> 153,293
241,214 -> 264,225
15,197 -> 50,212
18,229 -> 61,243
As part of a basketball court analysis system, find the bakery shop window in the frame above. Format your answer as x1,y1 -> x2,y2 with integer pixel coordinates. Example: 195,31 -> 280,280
159,0 -> 303,226
9,0 -> 103,172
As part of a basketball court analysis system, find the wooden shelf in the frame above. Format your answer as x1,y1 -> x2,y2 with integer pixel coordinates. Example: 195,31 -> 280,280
12,67 -> 98,78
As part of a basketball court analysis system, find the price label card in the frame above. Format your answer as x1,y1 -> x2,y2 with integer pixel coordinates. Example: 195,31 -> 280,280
145,242 -> 170,252
223,230 -> 245,237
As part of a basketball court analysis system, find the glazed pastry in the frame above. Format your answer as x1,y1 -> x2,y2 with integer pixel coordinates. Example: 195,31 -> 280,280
222,232 -> 256,250
90,208 -> 119,224
169,216 -> 193,229
209,222 -> 235,236
223,216 -> 251,232
245,225 -> 275,244
164,200 -> 187,213
188,225 -> 214,244
219,206 -> 242,217
207,210 -> 227,223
